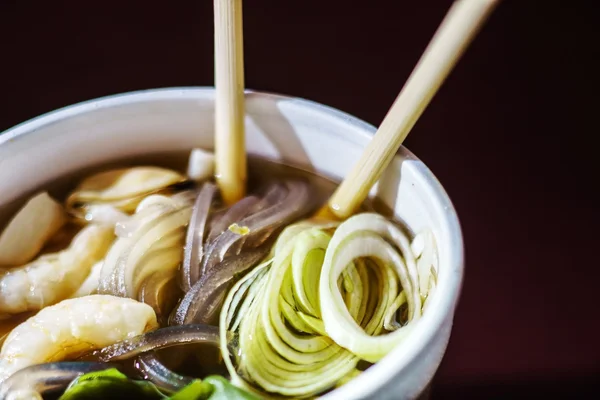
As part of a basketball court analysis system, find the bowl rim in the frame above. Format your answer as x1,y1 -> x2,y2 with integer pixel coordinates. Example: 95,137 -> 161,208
0,87 -> 464,399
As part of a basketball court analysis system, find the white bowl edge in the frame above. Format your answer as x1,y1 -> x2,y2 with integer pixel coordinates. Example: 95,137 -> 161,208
0,87 -> 464,400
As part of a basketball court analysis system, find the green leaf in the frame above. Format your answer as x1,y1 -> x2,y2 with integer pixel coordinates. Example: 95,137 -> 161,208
169,380 -> 213,400
56,369 -> 260,400
204,376 -> 261,400
58,368 -> 166,400
167,376 -> 260,400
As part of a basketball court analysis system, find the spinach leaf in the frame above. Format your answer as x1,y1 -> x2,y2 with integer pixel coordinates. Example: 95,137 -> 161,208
58,369 -> 165,400
204,376 -> 261,400
57,369 -> 261,400
169,380 -> 213,400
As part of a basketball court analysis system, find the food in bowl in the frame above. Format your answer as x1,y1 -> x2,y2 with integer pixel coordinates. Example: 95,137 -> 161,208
0,148 -> 438,399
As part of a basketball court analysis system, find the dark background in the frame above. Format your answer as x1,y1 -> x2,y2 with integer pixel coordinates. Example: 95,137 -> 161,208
1,0 -> 598,398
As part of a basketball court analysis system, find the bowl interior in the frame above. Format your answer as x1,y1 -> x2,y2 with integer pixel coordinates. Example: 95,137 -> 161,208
0,87 -> 463,399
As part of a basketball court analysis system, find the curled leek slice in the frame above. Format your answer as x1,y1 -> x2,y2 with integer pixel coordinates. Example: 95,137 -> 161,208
220,212 -> 438,397
319,213 -> 422,363
220,224 -> 358,398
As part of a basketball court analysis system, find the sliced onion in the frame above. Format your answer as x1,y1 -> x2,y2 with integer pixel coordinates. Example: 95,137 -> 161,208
205,196 -> 260,244
135,195 -> 177,214
68,167 -> 185,204
124,183 -> 306,394
206,206 -> 227,232
125,240 -> 182,296
171,248 -> 267,326
170,190 -> 198,208
199,180 -> 312,280
136,354 -> 193,393
95,325 -> 222,394
76,325 -> 220,393
114,202 -> 173,239
138,269 -> 182,326
255,181 -> 290,208
180,183 -> 217,292
90,324 -> 220,362
65,167 -> 190,221
0,362 -> 117,399
82,204 -> 129,225
99,204 -> 190,297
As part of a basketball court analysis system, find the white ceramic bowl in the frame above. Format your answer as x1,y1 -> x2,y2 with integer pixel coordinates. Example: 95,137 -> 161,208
0,87 -> 463,400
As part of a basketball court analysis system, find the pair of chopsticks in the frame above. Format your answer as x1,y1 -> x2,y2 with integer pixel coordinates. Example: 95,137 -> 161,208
214,0 -> 500,219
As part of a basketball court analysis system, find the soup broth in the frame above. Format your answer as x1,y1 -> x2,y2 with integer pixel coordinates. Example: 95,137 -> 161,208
0,150 -> 435,400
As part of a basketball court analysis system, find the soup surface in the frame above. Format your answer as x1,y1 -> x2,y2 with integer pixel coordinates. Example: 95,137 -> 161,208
0,150 -> 436,400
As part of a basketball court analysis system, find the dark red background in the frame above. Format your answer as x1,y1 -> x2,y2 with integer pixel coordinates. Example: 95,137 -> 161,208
1,1 -> 598,398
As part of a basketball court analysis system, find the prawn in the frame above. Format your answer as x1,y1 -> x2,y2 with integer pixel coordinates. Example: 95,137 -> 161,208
0,295 -> 158,384
0,225 -> 114,317
69,260 -> 104,298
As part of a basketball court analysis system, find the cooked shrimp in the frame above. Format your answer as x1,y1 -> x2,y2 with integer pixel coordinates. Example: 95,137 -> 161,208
0,313 -> 34,348
0,225 -> 114,317
0,295 -> 158,383
0,192 -> 67,267
69,260 -> 104,298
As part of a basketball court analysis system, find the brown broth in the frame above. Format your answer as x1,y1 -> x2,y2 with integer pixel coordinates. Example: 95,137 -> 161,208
1,151 -> 394,230
0,151 -> 407,395
0,150 -> 400,329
